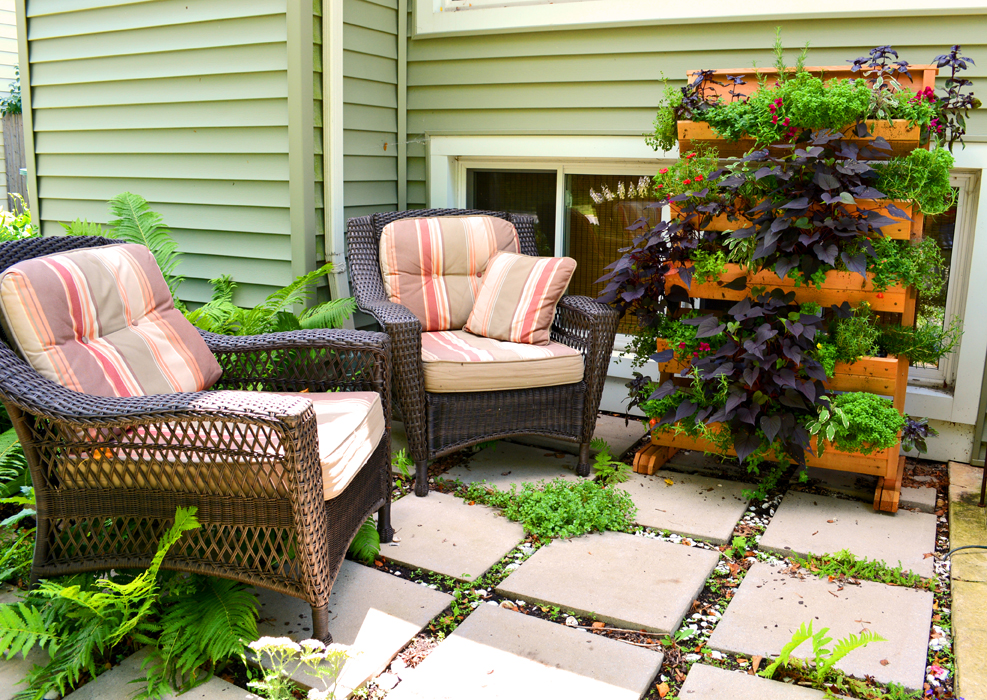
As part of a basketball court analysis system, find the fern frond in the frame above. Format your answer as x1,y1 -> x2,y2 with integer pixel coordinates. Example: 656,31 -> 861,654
299,297 -> 357,330
256,263 -> 334,319
760,621 -> 814,678
816,630 -> 886,680
208,275 -> 236,305
60,219 -> 108,238
590,437 -> 609,452
107,192 -> 184,298
0,602 -> 59,659
347,517 -> 380,565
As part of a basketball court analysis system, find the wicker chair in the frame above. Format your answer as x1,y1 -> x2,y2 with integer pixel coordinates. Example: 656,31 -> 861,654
345,209 -> 619,496
0,236 -> 393,643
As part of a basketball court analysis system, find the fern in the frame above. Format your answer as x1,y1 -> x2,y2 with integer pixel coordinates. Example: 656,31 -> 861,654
760,621 -> 816,679
0,508 -> 201,700
760,620 -> 886,684
61,219 -> 108,238
347,517 -> 380,565
816,630 -> 886,680
107,192 -> 184,301
590,438 -> 631,486
0,427 -> 28,498
138,575 -> 258,697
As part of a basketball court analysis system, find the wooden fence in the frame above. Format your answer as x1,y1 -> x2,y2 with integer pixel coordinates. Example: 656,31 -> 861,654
2,113 -> 26,211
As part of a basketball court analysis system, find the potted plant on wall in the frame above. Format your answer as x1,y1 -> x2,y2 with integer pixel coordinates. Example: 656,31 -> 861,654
601,37 -> 974,512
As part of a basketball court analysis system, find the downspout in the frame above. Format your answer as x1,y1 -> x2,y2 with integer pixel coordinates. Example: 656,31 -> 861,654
324,0 -> 349,297
397,0 -> 408,211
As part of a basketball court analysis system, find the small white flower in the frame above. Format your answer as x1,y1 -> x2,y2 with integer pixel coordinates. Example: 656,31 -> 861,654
617,181 -> 626,200
300,639 -> 326,653
249,636 -> 303,654
308,689 -> 331,700
589,188 -> 603,204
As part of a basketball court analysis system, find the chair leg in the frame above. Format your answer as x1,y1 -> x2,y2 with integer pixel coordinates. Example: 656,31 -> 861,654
377,502 -> 394,543
576,441 -> 591,477
415,460 -> 429,497
311,604 -> 333,644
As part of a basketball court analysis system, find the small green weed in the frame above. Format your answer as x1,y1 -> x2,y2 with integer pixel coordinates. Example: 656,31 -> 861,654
723,536 -> 749,559
793,549 -> 933,590
460,478 -> 637,540
590,438 -> 631,486
760,620 -> 885,685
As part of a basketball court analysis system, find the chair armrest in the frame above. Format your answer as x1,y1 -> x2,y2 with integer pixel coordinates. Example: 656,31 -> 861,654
200,327 -> 390,397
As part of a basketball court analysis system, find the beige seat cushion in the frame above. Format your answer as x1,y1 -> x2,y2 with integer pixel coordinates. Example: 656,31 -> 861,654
59,391 -> 385,501
379,215 -> 520,331
421,330 -> 584,393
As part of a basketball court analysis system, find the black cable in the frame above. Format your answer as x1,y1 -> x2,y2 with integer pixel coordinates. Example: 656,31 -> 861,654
946,544 -> 987,558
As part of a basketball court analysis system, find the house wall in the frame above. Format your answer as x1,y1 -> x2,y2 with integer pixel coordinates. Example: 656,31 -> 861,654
18,0 -> 318,307
342,0 -> 398,221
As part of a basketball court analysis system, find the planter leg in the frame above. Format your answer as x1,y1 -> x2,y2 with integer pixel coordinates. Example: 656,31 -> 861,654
414,460 -> 429,497
311,604 -> 333,644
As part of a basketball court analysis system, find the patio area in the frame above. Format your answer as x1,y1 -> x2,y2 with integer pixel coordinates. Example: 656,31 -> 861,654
9,414 -> 975,700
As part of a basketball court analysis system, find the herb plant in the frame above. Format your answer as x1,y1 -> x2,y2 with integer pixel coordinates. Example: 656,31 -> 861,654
818,392 -> 905,455
832,302 -> 880,363
931,45 -> 981,150
901,416 -> 940,455
874,148 -> 956,216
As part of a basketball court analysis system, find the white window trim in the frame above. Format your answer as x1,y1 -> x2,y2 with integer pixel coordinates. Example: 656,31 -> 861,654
427,133 -> 987,425
413,0 -> 987,38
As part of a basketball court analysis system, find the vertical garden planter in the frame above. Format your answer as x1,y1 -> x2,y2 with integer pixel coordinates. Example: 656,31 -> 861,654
633,64 -> 938,514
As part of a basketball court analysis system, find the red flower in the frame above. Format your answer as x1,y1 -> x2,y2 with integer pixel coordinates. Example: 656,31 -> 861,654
659,168 -> 669,174
678,342 -> 687,349
876,293 -> 885,298
656,184 -> 665,189
695,175 -> 704,182
683,179 -> 692,185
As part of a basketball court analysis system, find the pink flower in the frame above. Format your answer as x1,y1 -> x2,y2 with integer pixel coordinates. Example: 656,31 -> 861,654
771,116 -> 779,124
678,342 -> 687,349
699,342 -> 711,352
783,117 -> 790,126
659,168 -> 669,174
692,352 -> 699,358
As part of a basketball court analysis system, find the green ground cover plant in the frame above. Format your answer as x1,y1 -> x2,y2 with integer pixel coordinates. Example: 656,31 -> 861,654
793,549 -> 934,590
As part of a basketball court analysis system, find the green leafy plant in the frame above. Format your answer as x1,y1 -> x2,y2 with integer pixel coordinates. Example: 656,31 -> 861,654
461,478 -> 637,540
653,148 -> 720,198
833,302 -> 880,364
185,266 -> 356,336
0,507 -> 201,700
0,67 -> 21,116
901,416 -> 939,455
793,550 -> 933,590
818,392 -> 905,455
139,574 -> 259,698
877,317 -> 962,366
760,620 -> 885,684
346,518 -> 380,566
691,249 -> 727,285
874,148 -> 956,216
589,438 -> 631,486
247,636 -> 347,700
723,535 -> 749,559
0,196 -> 36,242
869,237 -> 946,296
806,402 -> 849,454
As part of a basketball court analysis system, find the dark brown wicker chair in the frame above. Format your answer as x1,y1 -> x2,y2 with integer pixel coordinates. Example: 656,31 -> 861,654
0,236 -> 393,643
345,209 -> 619,496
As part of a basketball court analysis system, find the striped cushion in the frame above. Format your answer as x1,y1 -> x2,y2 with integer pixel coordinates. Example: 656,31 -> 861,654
60,391 -> 385,501
0,243 -> 221,397
463,252 -> 576,346
421,330 -> 583,393
379,216 -> 520,331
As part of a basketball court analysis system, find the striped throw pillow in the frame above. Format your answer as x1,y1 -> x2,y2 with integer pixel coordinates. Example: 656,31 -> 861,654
0,243 -> 222,397
463,252 -> 576,346
379,216 -> 520,331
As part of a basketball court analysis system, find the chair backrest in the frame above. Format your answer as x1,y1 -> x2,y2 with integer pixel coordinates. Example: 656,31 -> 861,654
345,208 -> 539,319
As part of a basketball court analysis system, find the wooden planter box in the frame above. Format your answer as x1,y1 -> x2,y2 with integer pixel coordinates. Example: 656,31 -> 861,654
669,200 -> 922,240
663,263 -> 912,314
678,119 -> 923,159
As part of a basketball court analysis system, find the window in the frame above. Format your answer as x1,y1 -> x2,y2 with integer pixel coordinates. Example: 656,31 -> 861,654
908,174 -> 977,389
466,169 -> 557,256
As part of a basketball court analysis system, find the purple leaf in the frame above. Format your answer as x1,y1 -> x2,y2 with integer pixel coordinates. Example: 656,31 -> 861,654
733,430 -> 762,463
760,415 -> 782,444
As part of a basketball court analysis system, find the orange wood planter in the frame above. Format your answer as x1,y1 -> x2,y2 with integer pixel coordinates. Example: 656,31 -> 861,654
669,200 -> 923,240
678,120 -> 923,159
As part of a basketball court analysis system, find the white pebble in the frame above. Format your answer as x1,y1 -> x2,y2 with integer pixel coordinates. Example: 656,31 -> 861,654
565,616 -> 579,627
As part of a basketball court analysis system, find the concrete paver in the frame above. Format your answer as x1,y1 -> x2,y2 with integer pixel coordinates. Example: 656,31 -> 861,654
899,486 -> 937,513
679,664 -> 832,699
510,413 -> 646,458
444,441 -> 588,489
496,531 -> 719,634
620,471 -> 749,543
387,603 -> 662,700
386,491 -> 526,580
65,648 -> 257,699
0,589 -> 47,700
801,467 -> 878,502
254,559 -> 452,696
758,491 -> 937,578
947,461 -> 987,700
708,562 -> 933,691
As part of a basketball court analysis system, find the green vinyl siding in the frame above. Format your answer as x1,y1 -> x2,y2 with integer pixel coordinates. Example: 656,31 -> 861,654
314,0 -> 325,269
406,16 -> 987,204
24,0 -> 296,307
343,0 -> 398,220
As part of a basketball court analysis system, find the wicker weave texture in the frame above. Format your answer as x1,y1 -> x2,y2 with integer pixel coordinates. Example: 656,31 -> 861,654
344,208 -> 618,484
0,236 -> 393,642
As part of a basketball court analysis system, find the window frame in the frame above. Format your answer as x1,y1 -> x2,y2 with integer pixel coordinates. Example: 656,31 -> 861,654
907,172 -> 978,389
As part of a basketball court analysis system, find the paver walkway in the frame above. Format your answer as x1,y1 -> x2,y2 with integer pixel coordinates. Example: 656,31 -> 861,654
0,430 -> 948,700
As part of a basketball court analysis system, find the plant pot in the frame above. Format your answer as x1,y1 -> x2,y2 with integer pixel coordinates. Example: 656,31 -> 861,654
655,339 -> 901,395
678,120 -> 923,159
669,199 -> 922,239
